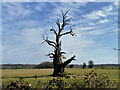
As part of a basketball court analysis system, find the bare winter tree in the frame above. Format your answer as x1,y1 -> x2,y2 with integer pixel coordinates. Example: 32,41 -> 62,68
42,10 -> 76,76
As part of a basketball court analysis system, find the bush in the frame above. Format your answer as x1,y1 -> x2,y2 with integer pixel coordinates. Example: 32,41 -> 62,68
2,79 -> 31,89
45,70 -> 117,89
35,61 -> 53,68
80,70 -> 117,88
88,60 -> 93,68
82,63 -> 87,69
69,65 -> 74,68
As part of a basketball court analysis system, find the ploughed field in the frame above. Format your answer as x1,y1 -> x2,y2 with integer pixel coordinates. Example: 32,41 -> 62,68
2,68 -> 119,89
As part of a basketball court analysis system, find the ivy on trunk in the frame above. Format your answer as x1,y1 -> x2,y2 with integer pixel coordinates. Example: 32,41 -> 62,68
42,10 -> 76,76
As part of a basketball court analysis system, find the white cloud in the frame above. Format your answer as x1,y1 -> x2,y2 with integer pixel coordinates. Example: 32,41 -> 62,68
3,27 -> 53,64
20,28 -> 43,43
93,57 -> 118,64
99,19 -> 109,23
114,2 -> 118,7
83,4 -> 115,21
96,10 -> 106,17
82,12 -> 100,20
89,23 -> 95,26
83,10 -> 108,20
108,5 -> 113,11
77,27 -> 95,31
35,3 -> 46,11
61,30 -> 95,60
17,20 -> 41,28
2,2 -> 32,22
89,30 -> 103,35
60,30 -> 117,64
48,2 -> 88,22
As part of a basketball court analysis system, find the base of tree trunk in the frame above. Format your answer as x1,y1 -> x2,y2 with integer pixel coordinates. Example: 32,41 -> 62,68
53,72 -> 65,76
52,64 -> 65,77
53,68 -> 69,77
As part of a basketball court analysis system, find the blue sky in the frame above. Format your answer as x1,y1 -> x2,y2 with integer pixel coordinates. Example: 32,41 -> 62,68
2,2 -> 118,64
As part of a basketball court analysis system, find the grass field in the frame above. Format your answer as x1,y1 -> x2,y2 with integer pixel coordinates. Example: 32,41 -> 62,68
2,68 -> 119,89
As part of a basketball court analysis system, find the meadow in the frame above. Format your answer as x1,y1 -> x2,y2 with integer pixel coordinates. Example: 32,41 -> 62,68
2,68 -> 119,89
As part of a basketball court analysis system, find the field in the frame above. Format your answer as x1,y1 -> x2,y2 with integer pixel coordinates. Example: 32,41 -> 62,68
2,68 -> 119,89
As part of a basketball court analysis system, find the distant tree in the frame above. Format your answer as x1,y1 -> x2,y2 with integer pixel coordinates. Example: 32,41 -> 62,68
35,61 -> 53,68
42,10 -> 76,76
69,64 -> 74,68
82,63 -> 86,69
88,60 -> 93,68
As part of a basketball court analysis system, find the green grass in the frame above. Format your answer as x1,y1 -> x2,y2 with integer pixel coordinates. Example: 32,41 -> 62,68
66,68 -> 118,81
2,68 -> 119,88
2,69 -> 54,78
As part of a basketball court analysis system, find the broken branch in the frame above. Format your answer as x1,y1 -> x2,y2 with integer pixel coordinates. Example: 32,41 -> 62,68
46,53 -> 54,58
63,55 -> 76,68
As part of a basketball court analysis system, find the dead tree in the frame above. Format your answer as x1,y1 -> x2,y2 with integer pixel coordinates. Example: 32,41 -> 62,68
42,10 -> 76,76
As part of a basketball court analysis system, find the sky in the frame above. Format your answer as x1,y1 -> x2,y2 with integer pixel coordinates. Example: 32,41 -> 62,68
1,2 -> 118,64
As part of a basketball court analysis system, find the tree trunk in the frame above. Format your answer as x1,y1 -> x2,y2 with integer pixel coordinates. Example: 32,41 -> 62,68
53,64 -> 64,76
53,53 -> 76,76
52,31 -> 76,76
53,40 -> 64,76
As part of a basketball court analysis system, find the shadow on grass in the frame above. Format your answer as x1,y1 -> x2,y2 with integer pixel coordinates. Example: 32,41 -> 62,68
2,74 -> 53,79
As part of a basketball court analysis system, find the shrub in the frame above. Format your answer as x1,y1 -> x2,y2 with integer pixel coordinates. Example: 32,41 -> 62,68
80,70 -> 117,88
82,63 -> 87,69
35,61 -> 53,69
46,77 -> 72,89
45,70 -> 117,89
88,60 -> 93,68
2,79 -> 31,89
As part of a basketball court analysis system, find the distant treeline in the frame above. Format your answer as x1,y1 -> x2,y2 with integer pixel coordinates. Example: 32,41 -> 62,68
0,64 -> 38,69
0,62 -> 120,69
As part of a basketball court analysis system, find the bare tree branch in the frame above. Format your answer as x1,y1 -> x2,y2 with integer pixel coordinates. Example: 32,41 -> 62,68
65,18 -> 72,22
46,53 -> 54,58
63,55 -> 76,68
59,9 -> 71,35
50,28 -> 57,36
61,10 -> 64,17
60,26 -> 76,37
42,34 -> 57,48
60,30 -> 72,36
47,41 -> 56,48
61,9 -> 70,17
56,19 -> 61,30
64,9 -> 71,16
60,52 -> 66,55
60,30 -> 75,37
69,26 -> 76,36
42,35 -> 56,45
